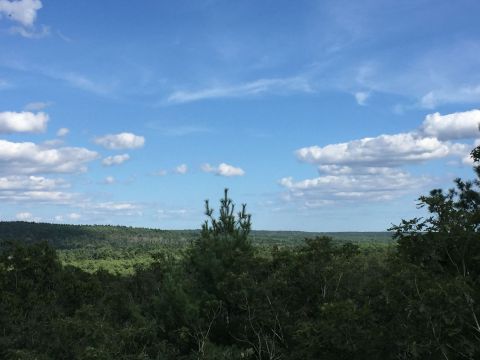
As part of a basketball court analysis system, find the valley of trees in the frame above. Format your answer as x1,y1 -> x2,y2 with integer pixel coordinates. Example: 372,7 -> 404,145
2,147 -> 480,359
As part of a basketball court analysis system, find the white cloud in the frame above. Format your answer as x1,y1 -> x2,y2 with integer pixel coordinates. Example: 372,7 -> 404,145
9,24 -> 49,38
420,92 -> 437,109
166,76 -> 313,104
21,191 -> 73,202
54,212 -> 83,223
104,176 -> 115,184
421,109 -> 480,140
15,211 -> 40,221
280,167 -> 428,207
0,111 -> 48,133
42,139 -> 64,147
296,132 -> 455,168
68,201 -> 143,220
354,91 -> 370,106
54,213 -> 81,222
284,109 -> 480,208
0,175 -> 67,190
0,174 -> 75,204
0,139 -> 98,175
94,132 -> 145,150
56,127 -> 69,137
201,163 -> 245,177
420,86 -> 480,110
15,211 -> 30,220
102,153 -> 130,166
67,212 -> 81,220
96,202 -> 138,211
0,0 -> 42,27
157,209 -> 188,219
0,189 -> 74,204
87,202 -> 141,216
174,164 -> 188,174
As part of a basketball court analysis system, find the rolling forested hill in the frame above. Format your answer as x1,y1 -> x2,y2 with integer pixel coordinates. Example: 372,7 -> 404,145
0,221 -> 393,249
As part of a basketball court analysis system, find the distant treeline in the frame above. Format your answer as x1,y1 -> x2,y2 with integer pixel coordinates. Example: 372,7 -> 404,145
0,221 -> 393,249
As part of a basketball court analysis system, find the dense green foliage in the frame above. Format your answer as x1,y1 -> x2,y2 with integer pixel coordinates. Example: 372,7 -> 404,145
2,148 -> 480,358
0,221 -> 393,274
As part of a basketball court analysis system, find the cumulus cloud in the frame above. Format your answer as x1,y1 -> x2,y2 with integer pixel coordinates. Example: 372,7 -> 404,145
174,164 -> 188,174
296,133 -> 457,168
0,0 -> 42,27
0,174 -> 75,204
280,167 -> 428,207
0,139 -> 98,175
421,109 -> 480,140
56,127 -> 69,137
94,132 -> 145,150
201,163 -> 245,177
102,153 -> 130,167
283,109 -> 480,208
0,111 -> 48,133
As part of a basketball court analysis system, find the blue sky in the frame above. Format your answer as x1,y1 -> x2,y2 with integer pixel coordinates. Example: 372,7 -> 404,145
0,0 -> 480,231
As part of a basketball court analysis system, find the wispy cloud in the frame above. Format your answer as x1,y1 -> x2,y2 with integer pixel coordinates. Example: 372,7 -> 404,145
174,164 -> 188,174
56,127 -> 69,137
0,78 -> 10,89
103,176 -> 115,184
165,76 -> 313,104
59,72 -> 115,96
24,101 -> 52,111
9,24 -> 49,38
0,59 -> 116,96
354,91 -> 370,106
